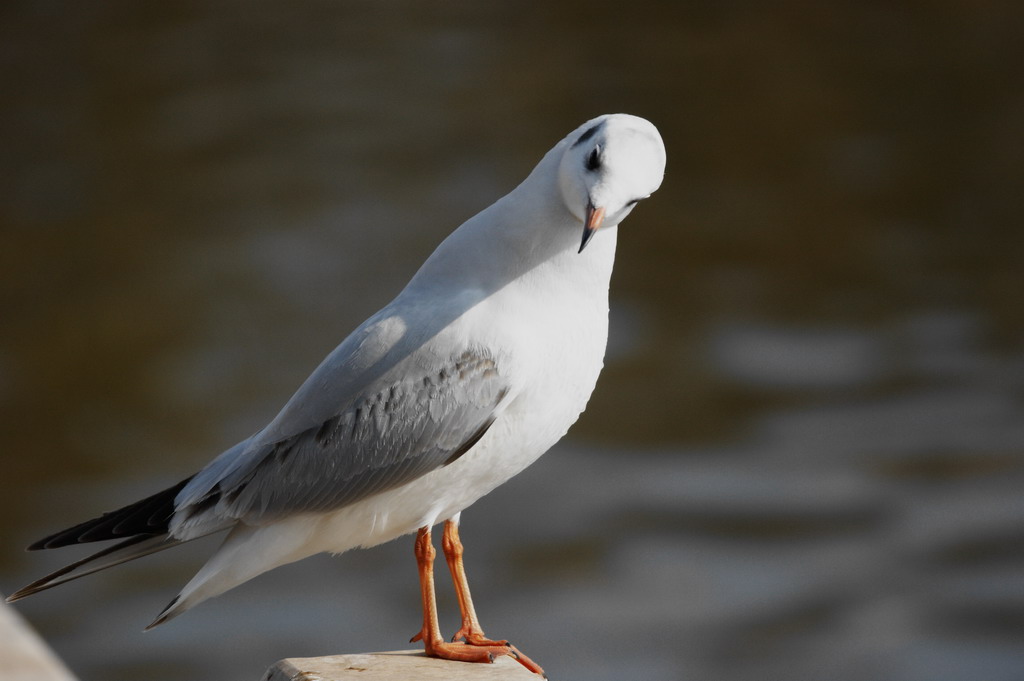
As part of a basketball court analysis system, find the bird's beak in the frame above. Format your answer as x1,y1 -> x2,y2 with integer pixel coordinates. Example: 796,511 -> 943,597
579,203 -> 605,253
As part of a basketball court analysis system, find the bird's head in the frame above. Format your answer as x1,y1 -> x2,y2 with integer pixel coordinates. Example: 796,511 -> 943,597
557,114 -> 666,252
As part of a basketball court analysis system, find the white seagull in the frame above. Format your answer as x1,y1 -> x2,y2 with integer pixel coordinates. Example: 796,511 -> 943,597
8,113 -> 666,675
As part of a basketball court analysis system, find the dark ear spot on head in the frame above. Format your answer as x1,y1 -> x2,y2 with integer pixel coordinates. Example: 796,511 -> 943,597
572,123 -> 603,149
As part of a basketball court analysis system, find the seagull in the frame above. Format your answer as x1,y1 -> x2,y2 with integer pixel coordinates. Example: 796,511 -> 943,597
8,113 -> 666,675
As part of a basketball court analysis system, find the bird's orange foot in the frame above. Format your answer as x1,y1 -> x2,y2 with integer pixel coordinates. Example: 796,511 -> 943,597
451,624 -> 508,646
411,630 -> 545,676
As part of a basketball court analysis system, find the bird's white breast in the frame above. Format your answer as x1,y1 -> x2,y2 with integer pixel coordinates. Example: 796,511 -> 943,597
309,228 -> 618,554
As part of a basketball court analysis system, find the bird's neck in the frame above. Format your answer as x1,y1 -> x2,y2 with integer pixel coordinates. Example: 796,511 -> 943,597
405,155 -> 616,301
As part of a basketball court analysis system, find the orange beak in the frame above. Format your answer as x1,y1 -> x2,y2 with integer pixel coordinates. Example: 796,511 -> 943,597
579,203 -> 605,253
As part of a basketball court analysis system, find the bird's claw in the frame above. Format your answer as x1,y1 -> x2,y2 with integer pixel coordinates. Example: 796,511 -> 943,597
506,644 -> 545,676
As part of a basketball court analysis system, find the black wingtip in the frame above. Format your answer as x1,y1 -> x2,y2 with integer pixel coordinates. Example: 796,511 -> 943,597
6,587 -> 32,603
26,535 -> 53,551
26,478 -> 191,551
7,534 -> 161,602
8,572 -> 66,602
7,579 -> 55,602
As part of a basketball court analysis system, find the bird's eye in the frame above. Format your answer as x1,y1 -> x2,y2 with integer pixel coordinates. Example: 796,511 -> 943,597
585,146 -> 601,172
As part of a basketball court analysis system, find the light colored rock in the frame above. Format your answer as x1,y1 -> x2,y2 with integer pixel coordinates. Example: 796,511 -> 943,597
262,650 -> 538,681
0,598 -> 78,681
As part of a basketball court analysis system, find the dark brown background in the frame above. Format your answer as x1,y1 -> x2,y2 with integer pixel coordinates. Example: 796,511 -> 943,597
3,3 -> 1023,680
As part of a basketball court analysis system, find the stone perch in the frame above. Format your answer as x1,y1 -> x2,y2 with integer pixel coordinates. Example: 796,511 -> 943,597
262,650 -> 541,681
0,596 -> 78,681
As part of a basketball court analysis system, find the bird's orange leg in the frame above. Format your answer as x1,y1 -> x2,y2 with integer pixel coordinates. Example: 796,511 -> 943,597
441,519 -> 506,645
409,525 -> 496,664
441,519 -> 545,676
410,525 -> 544,676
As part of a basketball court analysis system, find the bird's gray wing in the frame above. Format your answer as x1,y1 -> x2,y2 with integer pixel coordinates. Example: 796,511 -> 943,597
172,349 -> 508,533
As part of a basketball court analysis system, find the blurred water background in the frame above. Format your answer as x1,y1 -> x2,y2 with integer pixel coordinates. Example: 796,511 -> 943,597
3,2 -> 1024,680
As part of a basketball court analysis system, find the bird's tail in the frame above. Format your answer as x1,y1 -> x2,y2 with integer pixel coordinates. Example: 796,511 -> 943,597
145,514 -> 325,629
8,477 -> 305,629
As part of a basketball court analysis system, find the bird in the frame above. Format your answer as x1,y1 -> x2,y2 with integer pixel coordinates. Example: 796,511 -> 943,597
7,113 -> 666,675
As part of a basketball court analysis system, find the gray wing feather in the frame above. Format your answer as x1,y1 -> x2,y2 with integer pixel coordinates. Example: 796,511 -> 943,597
172,350 -> 508,533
